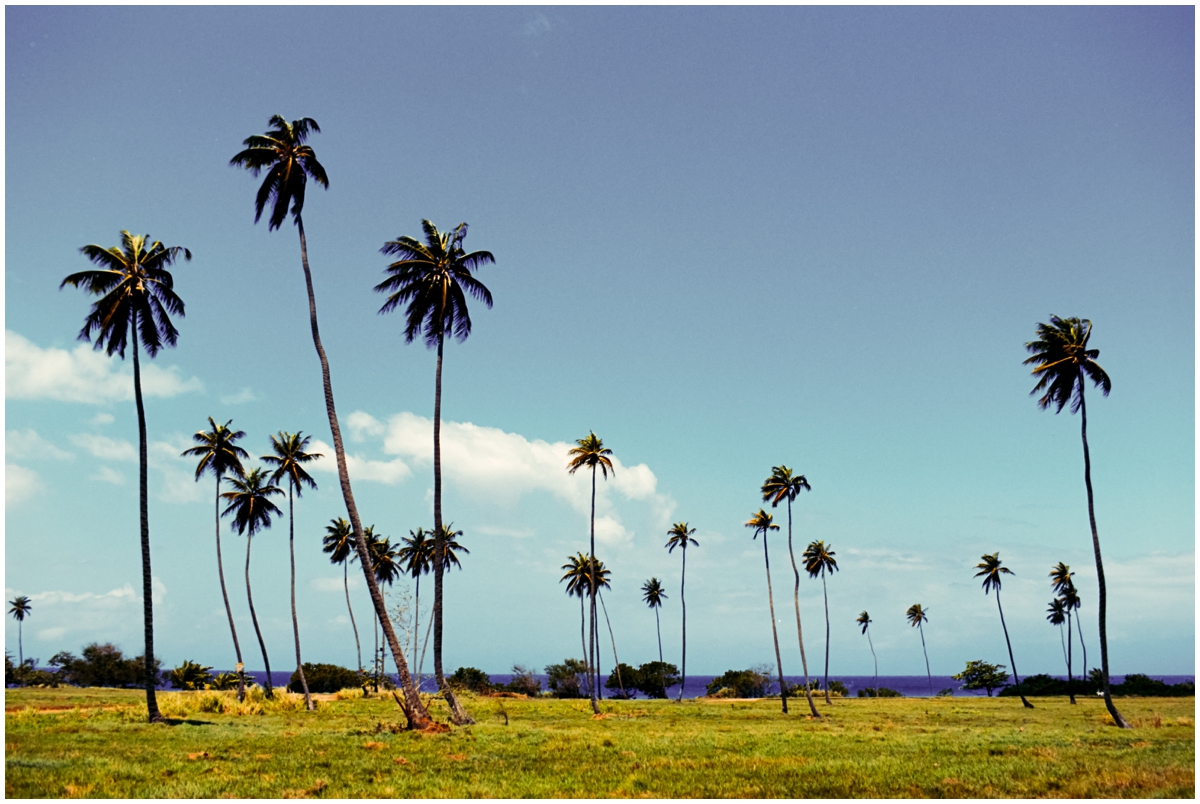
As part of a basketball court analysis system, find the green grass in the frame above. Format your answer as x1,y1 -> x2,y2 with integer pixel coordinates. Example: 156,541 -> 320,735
4,688 -> 1194,798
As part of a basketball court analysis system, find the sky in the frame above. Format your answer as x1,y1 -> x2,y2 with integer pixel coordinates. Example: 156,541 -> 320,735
5,6 -> 1194,682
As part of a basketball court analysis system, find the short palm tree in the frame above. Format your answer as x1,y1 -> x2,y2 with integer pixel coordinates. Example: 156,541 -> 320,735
262,431 -> 320,711
802,539 -> 839,706
183,418 -> 250,700
856,611 -> 878,696
595,571 -> 626,699
642,578 -> 668,695
221,467 -> 284,698
61,230 -> 190,723
365,527 -> 400,691
567,432 -> 615,714
1046,598 -> 1075,704
762,466 -> 819,717
1050,562 -> 1088,679
746,509 -> 787,714
417,524 -> 469,685
398,527 -> 434,685
322,517 -> 362,674
974,553 -> 1033,708
905,604 -> 933,696
665,522 -> 698,702
1025,316 -> 1128,728
9,596 -> 32,667
561,552 -> 595,697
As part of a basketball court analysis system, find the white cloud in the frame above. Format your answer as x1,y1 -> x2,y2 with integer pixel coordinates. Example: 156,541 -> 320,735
68,432 -> 203,502
16,580 -> 166,642
6,429 -> 75,461
91,466 -> 125,485
312,575 -> 363,593
37,627 -> 66,641
5,330 -> 203,403
219,387 -> 257,405
6,463 -> 42,505
70,433 -> 137,462
91,412 -> 115,426
308,439 -> 412,485
476,525 -> 535,539
347,411 -> 385,442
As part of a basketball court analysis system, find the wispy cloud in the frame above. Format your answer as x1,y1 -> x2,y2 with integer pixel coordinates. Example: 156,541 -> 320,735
6,429 -> 75,461
220,387 -> 257,405
308,439 -> 413,485
6,463 -> 41,506
91,466 -> 125,485
5,579 -> 167,643
68,432 -> 203,503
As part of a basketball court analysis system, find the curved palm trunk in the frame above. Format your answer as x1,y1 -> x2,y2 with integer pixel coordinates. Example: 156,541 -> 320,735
761,532 -> 788,714
677,545 -> 688,702
866,629 -> 878,696
587,467 -> 601,714
820,570 -> 832,706
295,217 -> 431,728
599,592 -> 625,697
579,594 -> 591,698
995,589 -> 1033,708
918,623 -> 933,696
131,337 -> 163,722
654,606 -> 665,697
1074,610 -> 1088,691
287,487 -> 313,710
1058,620 -> 1068,666
593,598 -> 603,700
1078,390 -> 1129,728
1065,610 -> 1076,704
343,563 -> 362,675
418,609 -> 433,691
215,473 -> 246,702
784,498 -> 819,716
244,534 -> 273,698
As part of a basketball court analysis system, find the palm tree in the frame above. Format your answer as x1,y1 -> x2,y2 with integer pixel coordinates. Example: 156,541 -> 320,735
566,432 -> 615,714
365,527 -> 400,692
746,509 -> 787,714
974,553 -> 1033,708
1047,598 -> 1075,704
802,540 -> 839,706
561,553 -> 594,697
61,230 -> 191,722
183,418 -> 250,700
1025,316 -> 1128,728
856,611 -> 878,697
418,524 -> 470,686
262,431 -> 320,711
1050,562 -> 1088,681
665,522 -> 698,702
398,527 -> 434,687
762,466 -> 819,716
905,604 -> 933,696
642,578 -> 668,695
221,467 -> 284,698
8,596 -> 32,667
233,117 -> 430,728
321,517 -> 362,675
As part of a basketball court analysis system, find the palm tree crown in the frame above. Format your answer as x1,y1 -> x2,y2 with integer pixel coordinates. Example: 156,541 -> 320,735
802,540 -> 838,578
567,432 -> 615,479
974,552 -> 1013,595
1049,562 -> 1075,596
433,524 -> 470,571
642,578 -> 667,609
9,596 -> 32,623
220,468 -> 284,537
262,431 -> 320,496
1046,598 -> 1067,626
906,603 -> 929,627
857,610 -> 872,635
182,418 -> 248,480
745,509 -> 779,539
398,528 -> 434,581
1024,315 -> 1111,413
761,465 -> 811,507
322,518 -> 356,565
365,527 -> 401,586
229,115 -> 328,231
665,522 -> 698,554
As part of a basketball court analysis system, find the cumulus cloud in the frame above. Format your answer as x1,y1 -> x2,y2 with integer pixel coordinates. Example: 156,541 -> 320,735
6,463 -> 42,505
68,432 -> 203,503
11,579 -> 167,641
6,429 -> 75,461
91,466 -> 125,485
70,433 -> 138,462
307,439 -> 412,485
5,330 -> 203,403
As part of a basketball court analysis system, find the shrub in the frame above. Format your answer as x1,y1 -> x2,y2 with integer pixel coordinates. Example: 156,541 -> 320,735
168,660 -> 214,691
857,687 -> 902,698
289,662 -> 363,694
504,664 -> 542,696
828,680 -> 849,697
546,659 -> 589,698
604,663 -> 639,698
49,643 -> 162,688
936,688 -> 954,697
634,661 -> 680,699
705,669 -> 770,698
210,672 -> 240,691
448,667 -> 492,694
952,660 -> 1010,697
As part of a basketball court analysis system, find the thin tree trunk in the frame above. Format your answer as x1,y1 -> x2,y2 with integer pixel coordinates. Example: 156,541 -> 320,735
1066,611 -> 1076,704
343,563 -> 361,676
784,497 -> 819,717
18,621 -> 23,668
413,574 -> 420,690
654,606 -> 665,697
677,544 -> 687,702
821,570 -> 832,706
762,531 -> 788,714
599,591 -> 625,698
1079,389 -> 1129,728
419,607 -> 433,691
996,589 -> 1033,708
131,336 -> 163,722
1058,619 -> 1068,666
919,623 -> 933,696
588,467 -> 600,714
593,597 -> 603,700
1074,609 -> 1088,692
288,486 -> 313,710
580,594 -> 590,698
866,629 -> 878,696
244,532 -> 273,698
215,473 -> 246,702
295,217 -> 430,728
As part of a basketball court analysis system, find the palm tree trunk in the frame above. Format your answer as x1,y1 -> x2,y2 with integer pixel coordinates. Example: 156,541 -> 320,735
654,606 -> 665,697
593,599 -> 603,700
1078,389 -> 1129,728
343,563 -> 361,676
995,589 -> 1033,708
919,623 -> 933,696
215,473 -> 246,702
579,594 -> 590,698
588,466 -> 600,714
866,629 -> 878,696
131,335 -> 163,722
1066,611 -> 1076,704
784,498 -> 819,717
677,545 -> 687,702
1058,619 -> 1068,666
244,533 -> 273,698
412,575 -> 419,689
295,216 -> 431,728
599,591 -> 625,698
419,608 -> 433,691
761,532 -> 788,714
18,621 -> 23,668
287,486 -> 313,710
821,570 -> 832,706
1074,608 -> 1088,683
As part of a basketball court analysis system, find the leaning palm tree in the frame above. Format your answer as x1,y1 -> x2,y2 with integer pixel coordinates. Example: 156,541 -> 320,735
1025,316 -> 1128,728
61,230 -> 191,723
762,466 -> 819,716
398,527 -> 434,685
321,517 -> 362,675
1050,562 -> 1088,681
373,220 -> 496,725
642,578 -> 668,695
746,509 -> 788,714
8,596 -> 32,668
802,540 -> 839,706
232,116 -> 429,727
665,522 -> 698,702
183,418 -> 250,700
221,467 -> 284,699
905,604 -> 933,696
262,431 -> 320,712
1047,598 -> 1075,704
561,553 -> 594,697
566,432 -> 615,714
857,611 -> 878,697
974,553 -> 1033,708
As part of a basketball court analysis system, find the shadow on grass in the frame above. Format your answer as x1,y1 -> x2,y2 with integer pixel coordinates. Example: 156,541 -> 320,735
157,718 -> 216,727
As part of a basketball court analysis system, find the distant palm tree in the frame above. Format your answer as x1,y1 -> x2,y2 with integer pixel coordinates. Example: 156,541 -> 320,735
642,578 -> 668,695
321,517 -> 362,675
417,524 -> 469,686
262,431 -> 320,711
561,552 -> 595,697
974,553 -> 1033,708
61,230 -> 191,723
398,527 -> 434,686
746,509 -> 787,714
1050,562 -> 1088,681
183,418 -> 250,700
8,596 -> 32,667
665,522 -> 698,702
857,611 -> 878,697
1046,598 -> 1075,704
1025,316 -> 1128,728
365,527 -> 400,691
905,604 -> 933,696
802,540 -> 839,706
567,432 -> 615,714
761,466 -> 819,717
587,557 -> 615,698
221,467 -> 284,698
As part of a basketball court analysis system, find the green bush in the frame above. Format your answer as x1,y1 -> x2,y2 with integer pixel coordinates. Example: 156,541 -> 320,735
635,661 -> 680,699
289,662 -> 363,694
504,665 -> 542,696
167,660 -> 214,691
705,669 -> 770,698
448,666 -> 492,694
952,660 -> 1010,697
545,659 -> 588,698
857,687 -> 902,698
1113,673 -> 1194,697
210,672 -> 241,691
49,643 -> 161,688
604,663 -> 639,698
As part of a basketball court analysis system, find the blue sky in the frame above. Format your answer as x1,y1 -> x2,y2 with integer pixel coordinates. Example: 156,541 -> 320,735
5,6 -> 1194,680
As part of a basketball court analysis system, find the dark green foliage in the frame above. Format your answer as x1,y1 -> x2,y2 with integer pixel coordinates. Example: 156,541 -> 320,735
49,644 -> 162,688
1113,674 -> 1194,697
828,679 -> 849,697
857,687 -> 902,698
937,688 -> 954,697
448,667 -> 492,694
210,672 -> 240,691
6,654 -> 58,688
288,663 -> 363,694
1003,672 -> 1195,698
953,660 -> 1010,697
705,668 -> 770,698
167,660 -> 214,691
605,664 -> 639,698
545,659 -> 589,698
504,665 -> 542,696
999,673 -> 1082,697
635,661 -> 680,699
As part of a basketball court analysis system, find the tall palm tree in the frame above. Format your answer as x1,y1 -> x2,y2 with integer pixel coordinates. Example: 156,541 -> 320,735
262,431 -> 320,711
746,509 -> 788,714
905,604 -> 933,696
416,524 -> 470,686
1050,562 -> 1088,681
183,418 -> 250,700
665,522 -> 698,703
566,432 -> 615,714
321,517 -> 362,675
857,611 -> 878,697
221,467 -> 284,698
61,230 -> 190,723
233,117 -> 430,728
1025,316 -> 1128,728
365,527 -> 400,691
974,553 -> 1033,708
8,596 -> 32,668
374,219 -> 495,725
642,578 -> 668,695
802,540 -> 839,706
762,466 -> 819,716
1047,598 -> 1075,704
561,553 -> 594,697
398,527 -> 434,686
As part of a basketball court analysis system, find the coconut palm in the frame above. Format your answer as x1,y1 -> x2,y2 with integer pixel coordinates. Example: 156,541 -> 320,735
905,604 -> 933,696
1025,316 -> 1128,728
664,522 -> 698,702
974,553 -> 1033,708
746,509 -> 787,714
802,539 -> 839,706
8,596 -> 32,668
232,117 -> 429,727
60,230 -> 191,722
1047,598 -> 1075,704
262,431 -> 320,711
642,578 -> 668,695
365,527 -> 400,691
761,466 -> 819,716
221,467 -> 284,698
398,527 -> 434,685
1050,562 -> 1088,679
567,432 -> 616,714
561,552 -> 595,697
321,517 -> 362,674
856,611 -> 878,697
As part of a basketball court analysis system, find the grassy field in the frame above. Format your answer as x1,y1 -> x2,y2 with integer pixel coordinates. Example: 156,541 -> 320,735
4,687 -> 1194,798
